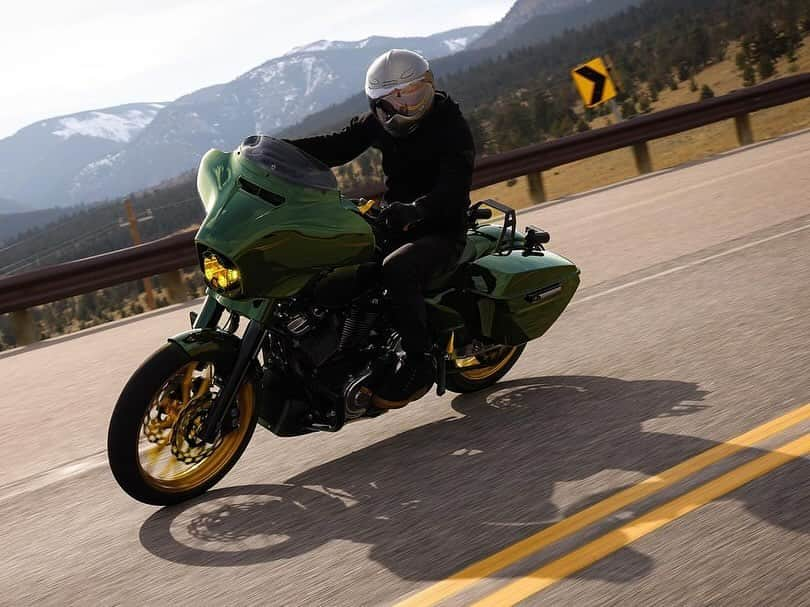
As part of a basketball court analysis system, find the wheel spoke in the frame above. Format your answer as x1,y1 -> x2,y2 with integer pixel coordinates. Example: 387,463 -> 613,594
181,364 -> 196,406
144,444 -> 165,468
157,455 -> 181,479
458,347 -> 517,381
456,356 -> 480,368
193,364 -> 213,400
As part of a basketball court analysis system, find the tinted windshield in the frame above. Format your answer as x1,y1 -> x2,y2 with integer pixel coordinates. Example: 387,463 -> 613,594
239,135 -> 338,191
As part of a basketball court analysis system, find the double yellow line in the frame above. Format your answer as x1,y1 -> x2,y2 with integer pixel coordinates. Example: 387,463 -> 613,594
396,403 -> 810,607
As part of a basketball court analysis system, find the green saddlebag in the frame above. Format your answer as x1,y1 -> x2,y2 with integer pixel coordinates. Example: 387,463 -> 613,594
469,250 -> 580,345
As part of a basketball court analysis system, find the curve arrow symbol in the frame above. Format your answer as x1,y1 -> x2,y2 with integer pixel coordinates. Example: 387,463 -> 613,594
575,66 -> 607,106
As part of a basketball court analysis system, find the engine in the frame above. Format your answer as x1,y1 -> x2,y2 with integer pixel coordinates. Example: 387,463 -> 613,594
272,297 -> 392,423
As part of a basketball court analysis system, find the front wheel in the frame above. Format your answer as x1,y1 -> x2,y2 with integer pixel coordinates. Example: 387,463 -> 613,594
445,344 -> 525,394
107,342 -> 258,505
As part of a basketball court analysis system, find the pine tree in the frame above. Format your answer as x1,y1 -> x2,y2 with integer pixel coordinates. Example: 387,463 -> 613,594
757,55 -> 776,80
620,100 -> 638,119
467,113 -> 491,156
735,51 -> 748,73
356,153 -> 373,178
532,91 -> 562,135
700,85 -> 715,100
638,94 -> 652,113
742,64 -> 757,87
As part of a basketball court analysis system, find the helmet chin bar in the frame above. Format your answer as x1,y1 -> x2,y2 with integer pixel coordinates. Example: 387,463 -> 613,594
370,91 -> 435,138
377,112 -> 420,138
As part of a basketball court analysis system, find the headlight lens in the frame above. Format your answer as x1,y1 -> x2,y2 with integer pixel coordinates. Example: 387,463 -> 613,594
203,251 -> 241,294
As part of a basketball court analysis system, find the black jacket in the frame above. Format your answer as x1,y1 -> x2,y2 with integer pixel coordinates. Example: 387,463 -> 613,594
288,92 -> 475,242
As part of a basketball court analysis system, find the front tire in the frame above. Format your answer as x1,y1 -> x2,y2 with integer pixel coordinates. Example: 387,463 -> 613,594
445,344 -> 525,394
107,342 -> 258,505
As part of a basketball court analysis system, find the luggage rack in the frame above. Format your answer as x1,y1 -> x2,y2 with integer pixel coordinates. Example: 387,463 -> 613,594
469,199 -> 550,255
468,199 -> 517,255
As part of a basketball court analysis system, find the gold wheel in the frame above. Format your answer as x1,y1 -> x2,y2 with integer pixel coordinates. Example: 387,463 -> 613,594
456,346 -> 519,381
136,361 -> 255,493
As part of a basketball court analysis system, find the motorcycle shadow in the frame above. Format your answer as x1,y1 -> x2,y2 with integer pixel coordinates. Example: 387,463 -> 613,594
139,374 -> 808,584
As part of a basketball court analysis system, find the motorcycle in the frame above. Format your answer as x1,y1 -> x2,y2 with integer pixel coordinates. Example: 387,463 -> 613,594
107,135 -> 580,505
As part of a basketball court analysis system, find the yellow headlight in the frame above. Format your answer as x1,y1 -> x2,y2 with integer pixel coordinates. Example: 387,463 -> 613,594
203,252 -> 241,293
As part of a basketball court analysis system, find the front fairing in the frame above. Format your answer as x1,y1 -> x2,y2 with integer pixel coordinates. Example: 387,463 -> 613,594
195,140 -> 375,299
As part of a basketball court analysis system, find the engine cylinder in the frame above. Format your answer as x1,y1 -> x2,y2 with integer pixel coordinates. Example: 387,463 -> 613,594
338,305 -> 378,350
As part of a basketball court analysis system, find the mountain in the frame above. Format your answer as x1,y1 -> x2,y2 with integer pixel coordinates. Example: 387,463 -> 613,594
280,0 -> 639,139
0,26 -> 485,210
0,207 -> 71,246
472,0 -> 595,48
0,103 -> 166,210
0,197 -> 26,214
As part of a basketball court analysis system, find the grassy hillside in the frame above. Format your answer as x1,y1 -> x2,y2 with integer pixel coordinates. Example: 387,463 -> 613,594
475,38 -> 810,209
0,207 -> 71,245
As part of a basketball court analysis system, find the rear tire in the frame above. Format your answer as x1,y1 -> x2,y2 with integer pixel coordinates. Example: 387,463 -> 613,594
445,344 -> 525,394
107,342 -> 258,506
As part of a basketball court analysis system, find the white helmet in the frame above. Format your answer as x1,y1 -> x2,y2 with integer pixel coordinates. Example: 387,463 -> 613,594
365,49 -> 436,138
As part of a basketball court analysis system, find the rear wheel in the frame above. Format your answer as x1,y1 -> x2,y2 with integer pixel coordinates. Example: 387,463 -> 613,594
445,344 -> 525,394
107,343 -> 258,505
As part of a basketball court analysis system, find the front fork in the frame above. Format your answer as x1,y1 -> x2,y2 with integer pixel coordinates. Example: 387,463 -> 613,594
191,295 -> 224,330
192,296 -> 269,444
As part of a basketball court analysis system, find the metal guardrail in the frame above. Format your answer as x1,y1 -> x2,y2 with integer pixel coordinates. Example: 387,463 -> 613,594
470,73 -> 810,189
2,74 -> 809,340
0,229 -> 198,314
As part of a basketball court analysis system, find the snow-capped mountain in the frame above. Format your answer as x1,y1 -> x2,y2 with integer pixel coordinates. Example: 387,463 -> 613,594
0,103 -> 166,209
0,26 -> 484,209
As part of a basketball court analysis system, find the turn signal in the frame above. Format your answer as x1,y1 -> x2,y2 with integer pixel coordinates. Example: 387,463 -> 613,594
203,251 -> 241,294
358,198 -> 378,215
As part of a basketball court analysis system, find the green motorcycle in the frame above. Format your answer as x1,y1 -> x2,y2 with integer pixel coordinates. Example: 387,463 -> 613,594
107,136 -> 580,505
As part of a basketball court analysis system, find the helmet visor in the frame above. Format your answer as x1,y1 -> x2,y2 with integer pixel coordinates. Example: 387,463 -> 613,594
370,78 -> 434,121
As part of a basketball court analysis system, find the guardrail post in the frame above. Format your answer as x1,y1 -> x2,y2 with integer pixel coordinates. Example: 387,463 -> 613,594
734,113 -> 754,146
160,270 -> 186,304
11,309 -> 39,346
527,172 -> 547,204
632,142 -> 653,175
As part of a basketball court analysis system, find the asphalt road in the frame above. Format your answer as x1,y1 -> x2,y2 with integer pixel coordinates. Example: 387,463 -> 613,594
1,130 -> 809,606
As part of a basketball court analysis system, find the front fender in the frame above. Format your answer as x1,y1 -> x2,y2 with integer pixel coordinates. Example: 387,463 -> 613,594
168,329 -> 242,374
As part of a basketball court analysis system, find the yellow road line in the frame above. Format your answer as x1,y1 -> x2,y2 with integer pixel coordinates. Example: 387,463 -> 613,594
394,403 -> 810,607
473,432 -> 810,607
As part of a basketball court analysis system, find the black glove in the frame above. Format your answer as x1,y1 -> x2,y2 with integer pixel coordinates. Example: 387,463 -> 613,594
381,202 -> 425,232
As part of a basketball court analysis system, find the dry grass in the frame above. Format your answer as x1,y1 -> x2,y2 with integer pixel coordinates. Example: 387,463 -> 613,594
474,40 -> 810,210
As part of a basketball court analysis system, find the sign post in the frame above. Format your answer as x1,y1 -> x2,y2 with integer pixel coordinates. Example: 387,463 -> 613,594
123,199 -> 156,310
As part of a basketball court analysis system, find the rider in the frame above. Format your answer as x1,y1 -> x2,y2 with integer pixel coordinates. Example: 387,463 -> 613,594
288,49 -> 475,409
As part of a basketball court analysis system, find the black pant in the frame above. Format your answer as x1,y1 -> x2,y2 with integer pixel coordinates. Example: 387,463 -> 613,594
381,236 -> 462,354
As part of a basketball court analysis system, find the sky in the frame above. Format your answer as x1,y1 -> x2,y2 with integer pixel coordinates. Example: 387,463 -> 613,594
0,0 -> 514,139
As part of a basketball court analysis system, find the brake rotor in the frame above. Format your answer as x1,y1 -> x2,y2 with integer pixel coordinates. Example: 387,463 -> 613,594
142,389 -> 182,446
171,397 -> 222,465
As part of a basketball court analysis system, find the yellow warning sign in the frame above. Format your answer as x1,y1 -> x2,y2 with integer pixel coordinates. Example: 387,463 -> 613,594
571,57 -> 617,108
